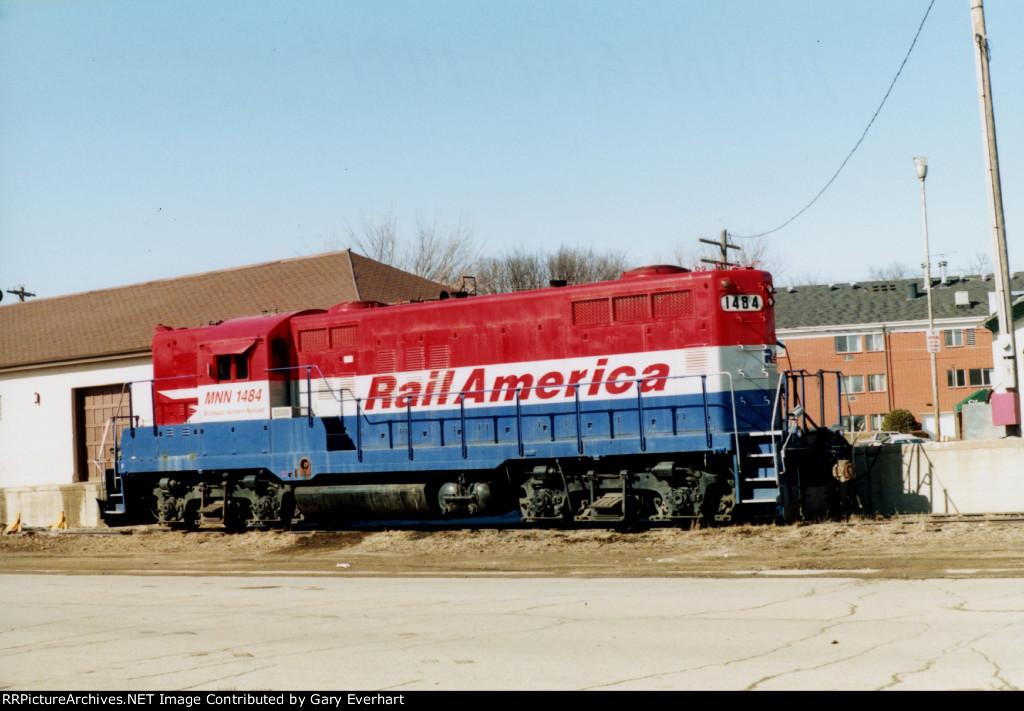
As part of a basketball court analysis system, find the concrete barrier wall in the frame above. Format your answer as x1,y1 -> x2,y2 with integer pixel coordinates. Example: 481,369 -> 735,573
854,438 -> 1024,515
0,482 -> 106,529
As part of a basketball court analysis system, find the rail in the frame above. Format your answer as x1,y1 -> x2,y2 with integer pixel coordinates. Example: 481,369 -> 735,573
770,368 -> 848,481
771,369 -> 846,432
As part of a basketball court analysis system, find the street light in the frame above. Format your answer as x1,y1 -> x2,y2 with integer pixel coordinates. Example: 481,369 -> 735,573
914,156 -> 941,441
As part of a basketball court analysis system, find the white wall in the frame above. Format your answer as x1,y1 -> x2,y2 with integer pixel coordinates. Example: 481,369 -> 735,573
855,438 -> 1024,515
919,412 -> 956,442
0,357 -> 152,488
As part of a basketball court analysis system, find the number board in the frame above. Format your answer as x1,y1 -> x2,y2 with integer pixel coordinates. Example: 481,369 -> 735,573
720,294 -> 762,311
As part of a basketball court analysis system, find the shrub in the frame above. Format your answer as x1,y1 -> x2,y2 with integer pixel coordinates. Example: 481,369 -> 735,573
881,409 -> 918,433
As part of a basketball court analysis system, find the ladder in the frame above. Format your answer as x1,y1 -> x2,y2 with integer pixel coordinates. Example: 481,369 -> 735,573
737,430 -> 785,514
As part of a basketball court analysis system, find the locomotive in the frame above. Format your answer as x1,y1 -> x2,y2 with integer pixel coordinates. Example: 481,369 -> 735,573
100,264 -> 852,529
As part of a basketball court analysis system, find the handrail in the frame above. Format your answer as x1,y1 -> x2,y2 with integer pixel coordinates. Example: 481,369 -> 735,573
128,367 -> 748,466
297,369 -> 745,462
769,370 -> 788,478
636,379 -> 646,452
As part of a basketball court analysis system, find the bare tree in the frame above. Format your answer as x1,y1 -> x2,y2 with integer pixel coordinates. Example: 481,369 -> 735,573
338,214 -> 477,287
406,218 -> 479,286
868,261 -> 912,281
344,215 -> 399,266
964,251 -> 993,276
731,237 -> 775,271
547,246 -> 628,285
476,250 -> 547,294
327,217 -> 629,294
475,246 -> 629,294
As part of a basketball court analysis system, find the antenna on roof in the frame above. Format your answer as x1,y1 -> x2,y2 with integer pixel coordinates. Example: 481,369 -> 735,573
5,285 -> 36,302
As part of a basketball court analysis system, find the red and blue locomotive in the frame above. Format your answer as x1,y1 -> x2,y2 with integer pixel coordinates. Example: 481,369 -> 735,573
101,265 -> 851,528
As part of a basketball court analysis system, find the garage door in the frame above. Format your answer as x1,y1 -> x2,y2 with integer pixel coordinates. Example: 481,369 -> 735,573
74,384 -> 131,482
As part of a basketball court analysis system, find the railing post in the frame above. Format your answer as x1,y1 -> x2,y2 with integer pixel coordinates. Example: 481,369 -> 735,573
306,366 -> 313,428
635,379 -> 646,452
816,370 -> 826,427
355,397 -> 363,462
516,389 -> 524,457
574,384 -> 583,454
406,399 -> 413,461
701,375 -> 711,448
834,372 -> 843,427
459,396 -> 467,459
799,373 -> 807,429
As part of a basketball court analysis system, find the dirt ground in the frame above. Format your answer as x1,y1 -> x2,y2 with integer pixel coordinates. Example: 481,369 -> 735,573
3,515 -> 1024,578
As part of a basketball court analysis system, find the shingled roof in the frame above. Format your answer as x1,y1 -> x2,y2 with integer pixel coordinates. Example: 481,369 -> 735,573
0,250 -> 443,370
774,274 -> 1024,330
981,294 -> 1024,335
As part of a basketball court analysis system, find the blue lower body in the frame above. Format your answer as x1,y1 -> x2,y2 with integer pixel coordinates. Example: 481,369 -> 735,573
119,389 -> 777,481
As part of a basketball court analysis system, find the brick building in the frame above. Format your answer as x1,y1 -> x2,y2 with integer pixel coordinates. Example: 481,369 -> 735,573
773,273 -> 1024,439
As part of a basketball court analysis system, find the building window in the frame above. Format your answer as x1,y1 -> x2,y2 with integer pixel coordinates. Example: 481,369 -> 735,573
944,330 -> 964,347
835,335 -> 862,354
950,369 -> 992,388
842,375 -> 864,394
969,368 -> 993,387
864,334 -> 884,351
870,413 -> 885,431
841,414 -> 867,431
867,374 -> 887,392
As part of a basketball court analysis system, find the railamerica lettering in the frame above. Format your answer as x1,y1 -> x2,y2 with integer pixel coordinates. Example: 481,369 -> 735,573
364,358 -> 669,410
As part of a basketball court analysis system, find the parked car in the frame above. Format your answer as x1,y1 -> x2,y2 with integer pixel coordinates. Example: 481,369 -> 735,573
884,434 -> 928,445
864,432 -> 899,446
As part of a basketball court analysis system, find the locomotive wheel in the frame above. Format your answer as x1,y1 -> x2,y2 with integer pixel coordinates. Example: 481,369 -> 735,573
222,499 -> 252,532
700,483 -> 735,526
167,499 -> 199,531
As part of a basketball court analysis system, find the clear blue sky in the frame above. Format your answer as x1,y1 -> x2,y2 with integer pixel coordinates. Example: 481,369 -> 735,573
2,0 -> 1022,301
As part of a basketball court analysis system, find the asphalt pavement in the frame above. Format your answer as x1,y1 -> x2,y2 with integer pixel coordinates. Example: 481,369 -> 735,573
2,574 -> 1022,690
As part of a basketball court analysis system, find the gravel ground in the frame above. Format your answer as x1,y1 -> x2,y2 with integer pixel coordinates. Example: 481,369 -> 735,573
4,515 -> 1024,578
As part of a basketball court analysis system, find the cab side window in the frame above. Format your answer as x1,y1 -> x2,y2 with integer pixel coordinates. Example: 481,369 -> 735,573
216,355 -> 232,381
215,354 -> 249,381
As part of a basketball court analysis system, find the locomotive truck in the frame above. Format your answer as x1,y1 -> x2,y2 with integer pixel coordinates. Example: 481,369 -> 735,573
99,264 -> 853,529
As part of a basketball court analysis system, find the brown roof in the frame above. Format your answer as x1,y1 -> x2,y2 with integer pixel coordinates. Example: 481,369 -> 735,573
0,250 -> 443,370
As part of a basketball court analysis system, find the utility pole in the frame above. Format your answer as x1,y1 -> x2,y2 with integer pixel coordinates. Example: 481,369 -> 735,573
914,157 -> 941,442
699,230 -> 741,268
971,0 -> 1020,436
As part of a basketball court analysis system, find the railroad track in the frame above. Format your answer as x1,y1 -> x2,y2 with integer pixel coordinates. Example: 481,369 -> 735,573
839,512 -> 1024,527
13,511 -> 1024,537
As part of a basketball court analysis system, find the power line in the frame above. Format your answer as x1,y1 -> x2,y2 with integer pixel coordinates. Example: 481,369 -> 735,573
733,0 -> 936,240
